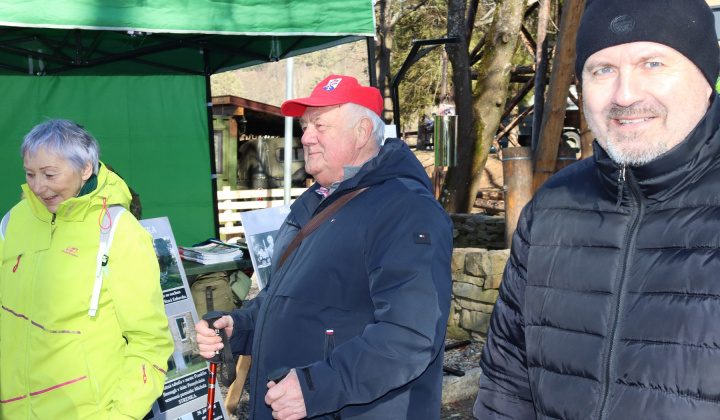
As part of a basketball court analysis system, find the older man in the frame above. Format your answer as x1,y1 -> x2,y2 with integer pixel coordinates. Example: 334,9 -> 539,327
474,0 -> 720,419
197,75 -> 453,419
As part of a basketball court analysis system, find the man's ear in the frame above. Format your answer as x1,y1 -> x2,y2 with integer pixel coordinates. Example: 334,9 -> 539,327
81,161 -> 93,181
355,117 -> 373,149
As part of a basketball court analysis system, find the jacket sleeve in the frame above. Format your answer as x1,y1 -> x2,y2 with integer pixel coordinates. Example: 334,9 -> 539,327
228,288 -> 267,355
473,203 -> 536,419
297,191 -> 454,417
105,216 -> 174,419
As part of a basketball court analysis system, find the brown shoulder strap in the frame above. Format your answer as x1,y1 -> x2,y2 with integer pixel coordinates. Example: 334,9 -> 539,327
278,187 -> 369,269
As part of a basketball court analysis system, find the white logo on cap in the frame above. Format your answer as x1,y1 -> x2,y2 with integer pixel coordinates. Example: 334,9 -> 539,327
323,78 -> 342,91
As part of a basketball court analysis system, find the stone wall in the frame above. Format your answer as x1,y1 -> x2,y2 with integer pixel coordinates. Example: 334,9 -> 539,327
450,214 -> 506,250
447,247 -> 510,344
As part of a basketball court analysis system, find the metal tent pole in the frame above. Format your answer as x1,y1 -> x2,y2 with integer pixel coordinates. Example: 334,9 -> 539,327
284,57 -> 294,205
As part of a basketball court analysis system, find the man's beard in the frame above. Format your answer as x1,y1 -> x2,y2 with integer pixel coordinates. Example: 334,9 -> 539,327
592,104 -> 668,166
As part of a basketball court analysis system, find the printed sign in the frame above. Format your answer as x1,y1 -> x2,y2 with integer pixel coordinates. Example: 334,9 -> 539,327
140,217 -> 229,420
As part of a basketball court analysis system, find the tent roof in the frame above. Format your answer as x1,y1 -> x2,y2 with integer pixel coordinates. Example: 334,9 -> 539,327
0,0 -> 376,75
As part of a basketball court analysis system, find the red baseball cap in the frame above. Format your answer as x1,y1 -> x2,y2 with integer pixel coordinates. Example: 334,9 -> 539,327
281,75 -> 383,117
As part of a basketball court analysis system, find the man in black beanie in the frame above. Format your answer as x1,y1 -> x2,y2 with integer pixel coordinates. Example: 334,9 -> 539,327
474,0 -> 720,419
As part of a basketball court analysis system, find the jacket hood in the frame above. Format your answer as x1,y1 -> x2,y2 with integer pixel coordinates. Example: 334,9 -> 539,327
290,138 -> 433,225
21,162 -> 133,222
594,93 -> 720,204
337,138 -> 433,192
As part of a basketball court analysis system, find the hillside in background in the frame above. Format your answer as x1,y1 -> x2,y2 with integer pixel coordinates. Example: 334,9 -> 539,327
211,41 -> 369,106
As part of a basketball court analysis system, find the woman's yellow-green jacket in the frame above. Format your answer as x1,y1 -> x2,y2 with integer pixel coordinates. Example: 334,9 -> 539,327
0,163 -> 173,419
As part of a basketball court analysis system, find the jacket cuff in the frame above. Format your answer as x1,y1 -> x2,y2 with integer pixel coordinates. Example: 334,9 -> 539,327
295,362 -> 343,418
229,310 -> 254,355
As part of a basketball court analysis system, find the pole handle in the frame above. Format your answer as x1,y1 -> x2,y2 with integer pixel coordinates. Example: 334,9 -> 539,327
202,311 -> 227,364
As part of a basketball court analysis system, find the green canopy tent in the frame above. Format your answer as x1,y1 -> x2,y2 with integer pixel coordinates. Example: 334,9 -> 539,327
0,0 -> 376,245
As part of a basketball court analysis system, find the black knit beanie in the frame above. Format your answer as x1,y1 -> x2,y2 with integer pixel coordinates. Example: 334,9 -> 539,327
575,0 -> 720,87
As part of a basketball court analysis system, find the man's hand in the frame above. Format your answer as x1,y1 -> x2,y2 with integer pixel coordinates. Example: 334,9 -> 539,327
265,369 -> 307,420
194,315 -> 234,359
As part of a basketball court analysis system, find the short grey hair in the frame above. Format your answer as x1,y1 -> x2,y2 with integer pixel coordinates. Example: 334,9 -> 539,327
21,119 -> 100,175
342,103 -> 386,147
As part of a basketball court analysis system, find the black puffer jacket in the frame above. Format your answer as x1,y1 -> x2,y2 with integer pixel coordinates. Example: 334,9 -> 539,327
475,96 -> 720,420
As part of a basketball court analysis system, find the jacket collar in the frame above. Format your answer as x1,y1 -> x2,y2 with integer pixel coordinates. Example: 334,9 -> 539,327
289,138 -> 432,225
22,163 -> 131,222
595,93 -> 720,204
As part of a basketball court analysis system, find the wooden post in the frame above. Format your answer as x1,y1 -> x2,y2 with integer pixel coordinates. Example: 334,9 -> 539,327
224,355 -> 252,414
533,0 -> 585,193
433,167 -> 447,199
531,0 -> 551,154
502,147 -> 533,248
576,82 -> 595,160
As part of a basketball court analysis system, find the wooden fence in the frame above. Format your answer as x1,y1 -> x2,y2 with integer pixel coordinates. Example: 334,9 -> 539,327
217,187 -> 307,238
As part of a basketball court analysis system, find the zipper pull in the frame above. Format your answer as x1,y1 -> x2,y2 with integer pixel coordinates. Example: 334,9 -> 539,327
324,329 -> 335,358
614,165 -> 626,212
12,254 -> 22,273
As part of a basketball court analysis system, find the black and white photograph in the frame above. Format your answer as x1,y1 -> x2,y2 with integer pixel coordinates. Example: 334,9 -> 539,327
240,206 -> 290,289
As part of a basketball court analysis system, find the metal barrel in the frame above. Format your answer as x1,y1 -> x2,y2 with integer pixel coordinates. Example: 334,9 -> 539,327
502,147 -> 533,248
554,147 -> 578,172
434,115 -> 457,167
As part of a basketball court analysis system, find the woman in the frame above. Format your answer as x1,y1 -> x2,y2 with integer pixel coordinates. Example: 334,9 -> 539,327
0,119 -> 173,419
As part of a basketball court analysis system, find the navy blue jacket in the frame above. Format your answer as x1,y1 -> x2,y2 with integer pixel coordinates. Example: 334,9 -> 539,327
230,138 -> 453,419
474,96 -> 720,419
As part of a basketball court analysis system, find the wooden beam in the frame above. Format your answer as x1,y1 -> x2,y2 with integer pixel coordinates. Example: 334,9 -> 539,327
531,0 -> 551,152
520,25 -> 537,58
533,0 -> 585,192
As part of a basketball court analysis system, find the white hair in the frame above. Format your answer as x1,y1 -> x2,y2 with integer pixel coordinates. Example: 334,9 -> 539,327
22,118 -> 100,175
342,103 -> 386,147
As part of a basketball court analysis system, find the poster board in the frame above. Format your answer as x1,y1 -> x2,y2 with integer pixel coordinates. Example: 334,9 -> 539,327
239,205 -> 290,290
140,217 -> 229,420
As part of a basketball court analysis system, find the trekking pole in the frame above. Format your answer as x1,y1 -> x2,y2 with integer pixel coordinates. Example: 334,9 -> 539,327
202,311 -> 235,420
202,312 -> 222,420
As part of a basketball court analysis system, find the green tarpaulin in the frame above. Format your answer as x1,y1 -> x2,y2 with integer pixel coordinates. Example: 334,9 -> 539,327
0,0 -> 375,245
0,0 -> 375,75
1,75 -> 214,244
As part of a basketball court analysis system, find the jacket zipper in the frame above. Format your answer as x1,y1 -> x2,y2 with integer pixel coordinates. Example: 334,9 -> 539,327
249,213 -> 318,417
249,190 -> 355,417
597,167 -> 644,420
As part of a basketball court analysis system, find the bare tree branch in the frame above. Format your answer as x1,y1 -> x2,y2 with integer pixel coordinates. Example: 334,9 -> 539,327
469,34 -> 486,65
465,0 -> 479,42
388,0 -> 432,28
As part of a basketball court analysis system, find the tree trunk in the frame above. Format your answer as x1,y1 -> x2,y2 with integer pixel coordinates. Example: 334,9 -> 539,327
440,0 -> 525,213
375,0 -> 396,124
441,0 -> 475,212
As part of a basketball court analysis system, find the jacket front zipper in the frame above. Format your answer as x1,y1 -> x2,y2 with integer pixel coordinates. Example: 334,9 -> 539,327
597,168 -> 644,420
248,189 -> 358,417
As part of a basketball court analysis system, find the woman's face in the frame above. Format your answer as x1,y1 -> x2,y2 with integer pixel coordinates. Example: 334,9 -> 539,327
23,147 -> 92,213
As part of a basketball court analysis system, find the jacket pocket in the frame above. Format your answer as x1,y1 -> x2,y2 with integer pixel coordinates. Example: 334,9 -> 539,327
323,329 -> 342,420
82,343 -> 101,405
